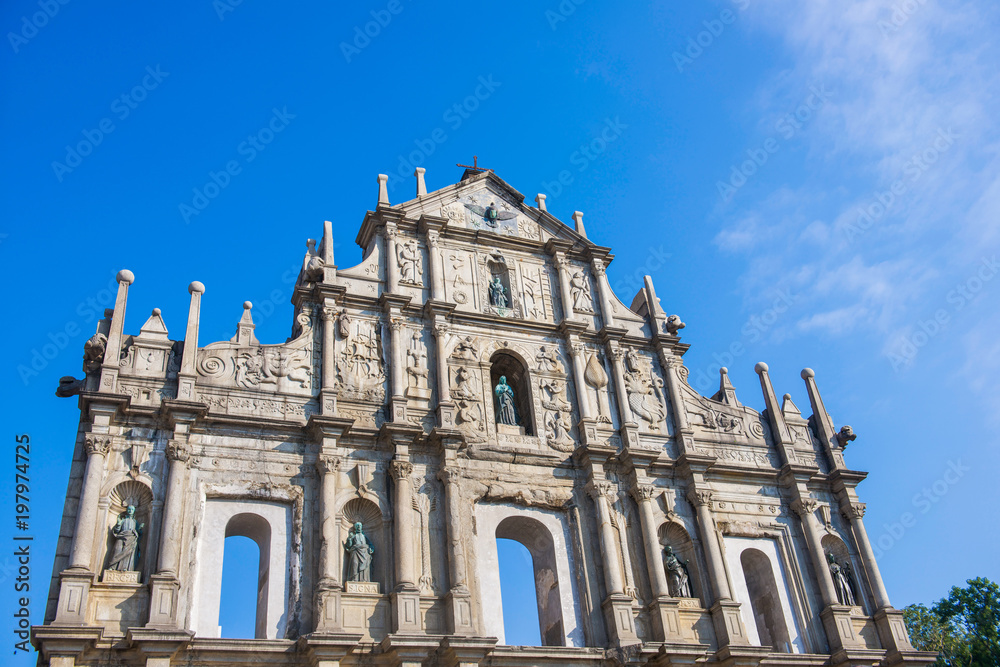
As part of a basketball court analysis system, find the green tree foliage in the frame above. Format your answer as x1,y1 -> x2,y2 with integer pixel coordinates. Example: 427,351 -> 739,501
904,577 -> 1000,666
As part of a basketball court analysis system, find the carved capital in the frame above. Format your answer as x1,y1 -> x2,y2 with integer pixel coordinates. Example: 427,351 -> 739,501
316,454 -> 342,475
686,489 -> 713,508
384,223 -> 398,241
608,345 -> 624,362
591,259 -> 606,276
426,230 -> 440,247
437,468 -> 461,486
587,480 -> 615,502
844,502 -> 866,520
432,322 -> 449,338
84,435 -> 112,457
630,483 -> 657,503
165,440 -> 191,463
791,498 -> 819,518
390,460 -> 414,480
321,307 -> 338,322
388,318 -> 404,333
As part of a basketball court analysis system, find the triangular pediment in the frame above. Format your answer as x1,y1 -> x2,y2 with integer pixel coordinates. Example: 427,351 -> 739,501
386,170 -> 594,249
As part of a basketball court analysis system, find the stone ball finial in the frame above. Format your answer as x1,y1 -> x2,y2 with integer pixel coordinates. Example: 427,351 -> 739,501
117,269 -> 135,285
783,393 -> 792,401
188,281 -> 205,294
754,362 -> 769,374
720,367 -> 728,375
801,368 -> 815,379
243,301 -> 253,310
152,308 -> 161,316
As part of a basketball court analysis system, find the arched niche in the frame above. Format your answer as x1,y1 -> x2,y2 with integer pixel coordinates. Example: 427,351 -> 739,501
489,350 -> 535,436
496,515 -> 564,646
822,535 -> 864,610
740,548 -> 792,652
657,522 -> 702,604
225,513 -> 272,638
191,499 -> 292,639
340,497 -> 386,588
102,480 -> 153,577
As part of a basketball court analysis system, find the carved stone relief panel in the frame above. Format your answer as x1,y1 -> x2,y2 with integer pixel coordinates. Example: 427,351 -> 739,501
445,249 -> 475,307
622,348 -> 668,432
336,315 -> 387,404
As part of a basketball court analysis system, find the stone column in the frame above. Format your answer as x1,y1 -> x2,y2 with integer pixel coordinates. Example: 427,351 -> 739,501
147,439 -> 190,628
567,338 -> 594,420
426,230 -> 445,301
552,252 -> 576,322
632,485 -> 669,598
67,435 -> 111,571
438,468 -> 474,635
432,321 -> 455,427
632,483 -> 687,643
607,344 -> 635,425
99,270 -> 135,392
591,258 -> 615,329
317,455 -> 342,589
321,305 -> 338,415
387,316 -> 407,422
385,223 -> 400,293
390,459 -> 421,634
588,480 -> 638,645
843,502 -> 890,609
687,488 -> 750,647
792,499 -> 839,606
177,281 -> 204,401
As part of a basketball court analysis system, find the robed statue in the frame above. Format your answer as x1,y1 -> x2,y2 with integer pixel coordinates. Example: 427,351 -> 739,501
108,505 -> 144,571
664,545 -> 693,598
494,376 -> 518,426
345,521 -> 374,582
828,552 -> 856,606
488,276 -> 509,308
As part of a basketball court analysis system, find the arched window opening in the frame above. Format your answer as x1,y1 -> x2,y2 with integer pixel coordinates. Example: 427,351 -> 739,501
740,549 -> 791,652
490,351 -> 534,435
496,538 -> 541,646
219,535 -> 261,638
496,516 -> 564,646
223,513 -> 272,639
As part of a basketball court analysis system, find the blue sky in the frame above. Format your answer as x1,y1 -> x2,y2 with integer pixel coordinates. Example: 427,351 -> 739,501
3,0 -> 999,655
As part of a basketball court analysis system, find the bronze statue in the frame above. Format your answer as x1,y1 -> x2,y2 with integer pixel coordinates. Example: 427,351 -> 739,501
494,376 -> 518,426
828,552 -> 856,606
489,276 -> 509,308
345,521 -> 374,582
108,505 -> 143,572
664,546 -> 693,598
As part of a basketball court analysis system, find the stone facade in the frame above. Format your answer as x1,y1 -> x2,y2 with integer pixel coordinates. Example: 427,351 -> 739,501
33,168 -> 936,666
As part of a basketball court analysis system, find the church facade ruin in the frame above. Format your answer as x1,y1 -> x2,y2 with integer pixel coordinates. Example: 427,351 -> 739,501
33,167 -> 935,666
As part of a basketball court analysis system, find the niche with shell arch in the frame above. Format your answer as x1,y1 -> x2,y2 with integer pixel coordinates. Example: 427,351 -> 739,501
489,349 -> 536,436
658,522 -> 703,604
103,480 -> 154,576
340,497 -> 387,588
822,534 -> 864,611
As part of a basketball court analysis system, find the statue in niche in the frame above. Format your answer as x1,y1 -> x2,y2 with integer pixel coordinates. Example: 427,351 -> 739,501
664,546 -> 693,598
489,275 -> 509,308
494,376 -> 518,426
828,552 -> 856,606
345,521 -> 375,582
107,505 -> 144,572
397,239 -> 422,283
570,270 -> 594,313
